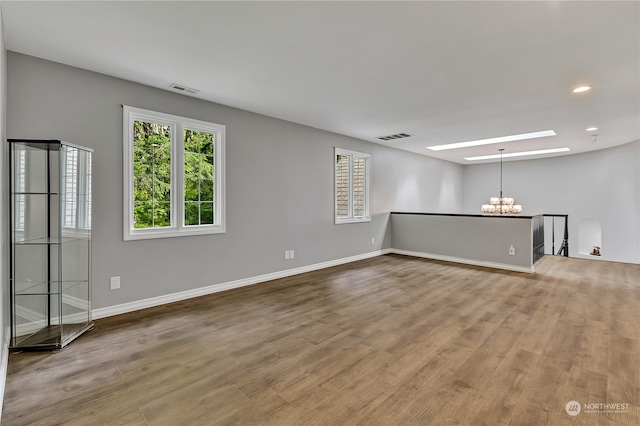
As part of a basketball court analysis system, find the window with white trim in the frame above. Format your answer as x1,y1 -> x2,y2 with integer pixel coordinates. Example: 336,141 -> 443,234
335,148 -> 371,224
15,149 -> 26,232
61,146 -> 92,232
123,106 -> 225,240
63,147 -> 79,228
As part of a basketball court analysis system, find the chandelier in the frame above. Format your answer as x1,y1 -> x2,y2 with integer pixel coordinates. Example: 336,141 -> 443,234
481,149 -> 523,214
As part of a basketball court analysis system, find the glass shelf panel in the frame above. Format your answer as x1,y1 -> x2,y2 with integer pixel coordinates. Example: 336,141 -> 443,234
14,235 -> 88,245
13,192 -> 60,195
14,280 -> 89,296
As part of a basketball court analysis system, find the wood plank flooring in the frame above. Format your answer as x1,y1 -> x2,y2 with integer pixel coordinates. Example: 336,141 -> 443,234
2,254 -> 639,425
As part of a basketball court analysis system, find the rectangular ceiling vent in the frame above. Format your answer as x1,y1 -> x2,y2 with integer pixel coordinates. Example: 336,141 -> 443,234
376,133 -> 413,141
170,83 -> 200,95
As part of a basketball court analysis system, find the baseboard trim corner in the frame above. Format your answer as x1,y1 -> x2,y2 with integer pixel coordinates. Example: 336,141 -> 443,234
389,249 -> 535,274
93,249 -> 391,320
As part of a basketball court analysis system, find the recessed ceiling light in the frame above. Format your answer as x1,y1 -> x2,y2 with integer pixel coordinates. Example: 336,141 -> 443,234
426,130 -> 556,151
586,127 -> 598,131
572,86 -> 591,93
464,147 -> 570,161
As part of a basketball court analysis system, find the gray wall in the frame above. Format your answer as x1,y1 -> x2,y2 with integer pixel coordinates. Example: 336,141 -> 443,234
6,52 -> 464,310
391,213 -> 534,270
463,141 -> 640,264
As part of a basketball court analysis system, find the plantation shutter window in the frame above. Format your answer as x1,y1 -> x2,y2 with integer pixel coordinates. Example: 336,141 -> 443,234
334,148 -> 371,224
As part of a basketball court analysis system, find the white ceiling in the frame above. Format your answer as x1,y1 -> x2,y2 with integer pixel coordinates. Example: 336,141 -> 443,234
2,1 -> 639,164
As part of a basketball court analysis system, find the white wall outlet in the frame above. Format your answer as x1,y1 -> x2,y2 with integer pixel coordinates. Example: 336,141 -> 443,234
290,250 -> 295,259
508,245 -> 516,256
371,237 -> 375,245
284,250 -> 290,260
110,276 -> 121,290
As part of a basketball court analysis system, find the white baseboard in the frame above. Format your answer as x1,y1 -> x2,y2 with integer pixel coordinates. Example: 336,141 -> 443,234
91,247 -> 534,321
389,249 -> 535,274
93,249 -> 392,320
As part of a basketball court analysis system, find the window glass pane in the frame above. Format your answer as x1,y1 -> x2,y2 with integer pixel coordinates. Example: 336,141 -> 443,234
133,147 -> 151,175
184,130 -> 215,227
184,153 -> 199,178
153,201 -> 171,228
200,155 -> 213,180
353,157 -> 366,217
154,175 -> 171,202
185,178 -> 199,202
183,129 -> 199,154
132,120 -> 171,228
201,202 -> 214,225
200,179 -> 214,202
200,134 -> 214,156
133,201 -> 152,228
153,147 -> 171,176
336,154 -> 349,218
184,202 -> 199,226
134,175 -> 152,201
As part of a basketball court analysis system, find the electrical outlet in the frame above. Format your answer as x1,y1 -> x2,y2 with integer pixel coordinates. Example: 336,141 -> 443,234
110,276 -> 120,290
290,250 -> 295,259
508,245 -> 515,256
371,237 -> 375,245
284,250 -> 290,260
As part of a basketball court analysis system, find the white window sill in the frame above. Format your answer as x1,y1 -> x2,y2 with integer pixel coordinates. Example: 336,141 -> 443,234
335,217 -> 371,225
124,225 -> 226,241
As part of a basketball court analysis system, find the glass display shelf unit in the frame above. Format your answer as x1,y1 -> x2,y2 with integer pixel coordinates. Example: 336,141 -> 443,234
9,139 -> 93,350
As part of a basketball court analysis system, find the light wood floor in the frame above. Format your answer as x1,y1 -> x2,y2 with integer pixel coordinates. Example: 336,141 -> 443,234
3,254 -> 639,425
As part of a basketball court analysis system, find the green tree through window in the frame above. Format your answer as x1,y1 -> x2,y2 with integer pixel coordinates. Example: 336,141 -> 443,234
133,121 -> 172,228
124,105 -> 226,240
184,129 -> 215,226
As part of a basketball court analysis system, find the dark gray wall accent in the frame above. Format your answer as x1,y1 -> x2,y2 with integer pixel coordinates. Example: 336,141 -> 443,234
6,52 -> 464,310
391,213 -> 533,269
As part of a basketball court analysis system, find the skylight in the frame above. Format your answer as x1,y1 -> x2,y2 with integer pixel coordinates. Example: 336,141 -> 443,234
426,130 -> 557,151
464,147 -> 570,161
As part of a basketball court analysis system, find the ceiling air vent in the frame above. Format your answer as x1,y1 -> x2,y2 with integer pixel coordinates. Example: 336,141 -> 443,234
170,84 -> 200,95
376,133 -> 413,141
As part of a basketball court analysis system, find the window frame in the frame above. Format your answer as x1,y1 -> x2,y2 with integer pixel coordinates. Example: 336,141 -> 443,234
334,147 -> 371,224
123,106 -> 226,240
